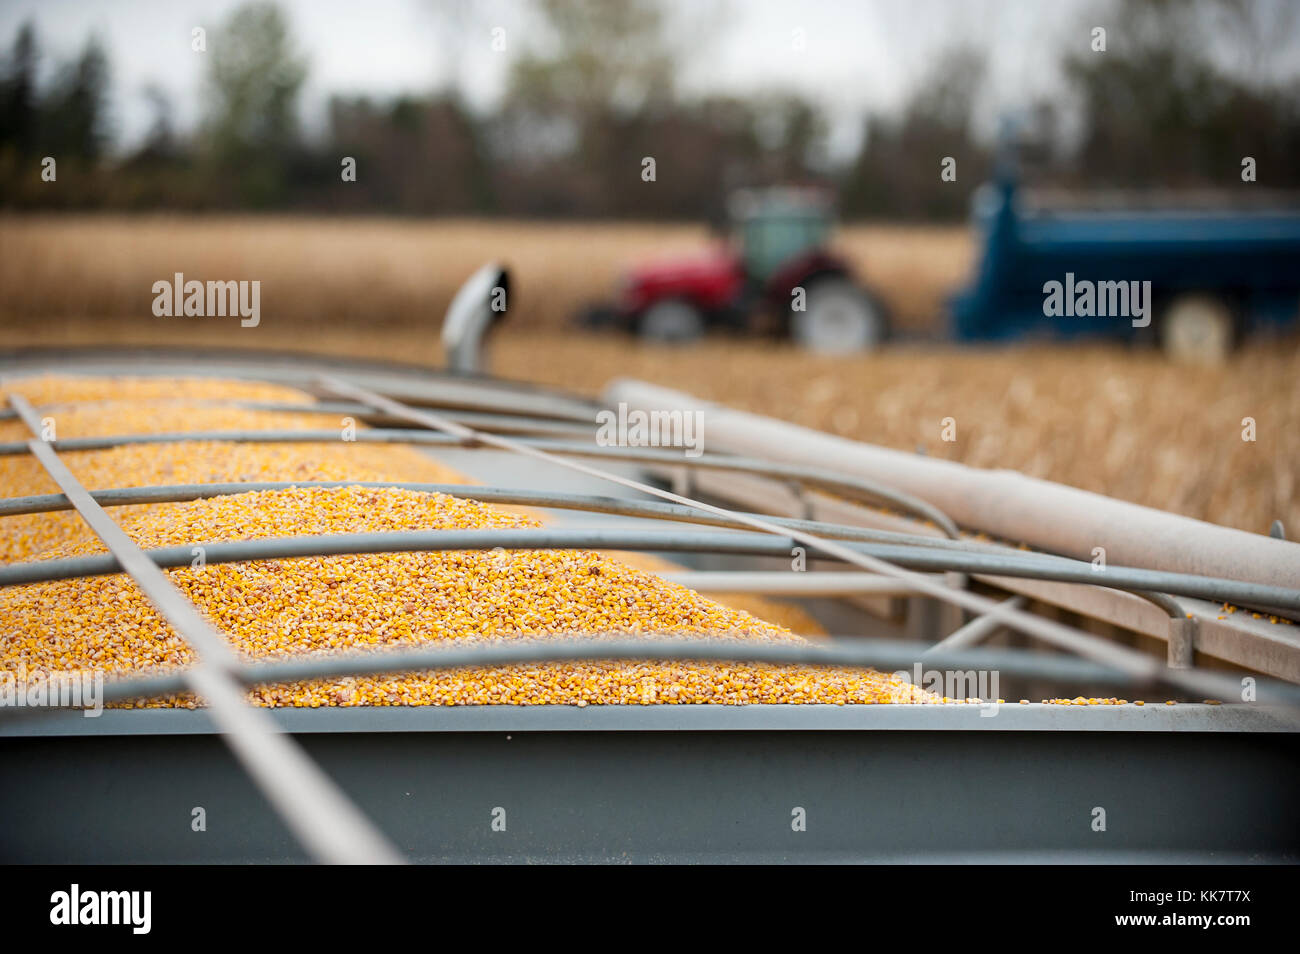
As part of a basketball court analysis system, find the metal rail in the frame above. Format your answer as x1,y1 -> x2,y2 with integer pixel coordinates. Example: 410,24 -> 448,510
3,525 -> 1291,614
0,350 -> 604,423
2,400 -> 592,436
0,478 -> 1198,623
0,481 -> 1018,555
0,480 -> 1233,604
28,636 -> 1300,711
243,402 -> 595,436
0,429 -> 961,537
3,393 -> 404,865
2,400 -> 594,437
658,571 -> 930,595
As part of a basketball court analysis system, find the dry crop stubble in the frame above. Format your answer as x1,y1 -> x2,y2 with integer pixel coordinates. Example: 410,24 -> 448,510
487,336 -> 1300,538
0,215 -> 966,332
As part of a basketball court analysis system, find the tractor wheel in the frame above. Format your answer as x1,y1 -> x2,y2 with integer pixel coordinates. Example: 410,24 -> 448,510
1158,293 -> 1237,365
791,279 -> 886,353
637,300 -> 706,343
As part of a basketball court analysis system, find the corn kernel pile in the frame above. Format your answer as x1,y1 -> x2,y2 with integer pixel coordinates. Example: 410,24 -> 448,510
1,375 -> 938,707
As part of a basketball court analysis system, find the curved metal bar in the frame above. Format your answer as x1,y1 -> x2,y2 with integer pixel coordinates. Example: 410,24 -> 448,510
0,479 -> 1205,621
0,404 -> 591,435
532,437 -> 964,537
0,429 -> 453,456
0,480 -> 1015,555
235,402 -> 593,436
70,636 -> 1300,710
1,526 -> 1294,612
1129,590 -> 1185,618
0,349 -> 602,422
0,428 -> 962,538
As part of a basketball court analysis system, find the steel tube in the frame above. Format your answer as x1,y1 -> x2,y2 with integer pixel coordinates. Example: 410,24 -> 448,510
657,571 -> 930,595
605,379 -> 1300,590
0,481 -> 1017,557
56,637 -> 1300,709
0,429 -> 960,537
2,526 -> 1293,611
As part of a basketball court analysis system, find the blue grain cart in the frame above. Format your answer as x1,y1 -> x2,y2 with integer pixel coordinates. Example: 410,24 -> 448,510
949,173 -> 1300,360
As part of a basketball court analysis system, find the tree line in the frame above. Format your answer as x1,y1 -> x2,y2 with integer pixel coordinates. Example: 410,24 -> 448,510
1,0 -> 1296,220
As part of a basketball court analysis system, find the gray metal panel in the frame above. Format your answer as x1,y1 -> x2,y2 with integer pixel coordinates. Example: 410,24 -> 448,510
2,724 -> 1296,863
5,703 -> 1297,736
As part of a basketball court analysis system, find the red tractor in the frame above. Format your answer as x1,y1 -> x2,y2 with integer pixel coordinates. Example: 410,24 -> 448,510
582,188 -> 888,351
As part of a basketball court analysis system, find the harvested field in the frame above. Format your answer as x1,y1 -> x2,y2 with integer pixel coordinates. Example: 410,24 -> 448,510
0,216 -> 969,334
4,321 -> 1294,537
493,336 -> 1300,539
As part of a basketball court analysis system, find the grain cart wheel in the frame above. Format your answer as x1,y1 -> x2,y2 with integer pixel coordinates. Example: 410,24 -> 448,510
637,300 -> 706,343
792,279 -> 885,353
1159,293 -> 1237,365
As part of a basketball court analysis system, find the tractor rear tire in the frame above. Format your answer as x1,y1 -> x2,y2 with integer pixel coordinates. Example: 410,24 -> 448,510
636,300 -> 706,344
791,279 -> 886,353
1158,293 -> 1237,365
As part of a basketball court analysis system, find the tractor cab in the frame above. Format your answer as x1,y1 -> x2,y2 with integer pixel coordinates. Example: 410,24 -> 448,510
729,187 -> 834,286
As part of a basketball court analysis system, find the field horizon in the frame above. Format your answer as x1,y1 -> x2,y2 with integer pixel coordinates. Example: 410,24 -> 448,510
2,313 -> 1296,539
0,214 -> 971,335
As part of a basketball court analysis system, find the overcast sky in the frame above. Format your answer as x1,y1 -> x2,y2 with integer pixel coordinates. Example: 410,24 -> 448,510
2,0 -> 1296,161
